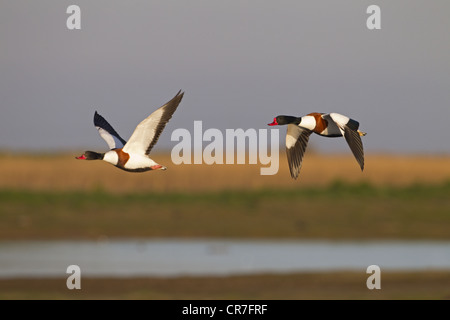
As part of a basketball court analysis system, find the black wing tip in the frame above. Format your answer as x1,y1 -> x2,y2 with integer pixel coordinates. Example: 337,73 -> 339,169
174,90 -> 185,101
343,125 -> 365,172
161,90 -> 185,113
285,127 -> 312,181
162,90 -> 184,110
94,110 -> 102,119
172,90 -> 184,99
286,148 -> 302,180
93,111 -> 105,126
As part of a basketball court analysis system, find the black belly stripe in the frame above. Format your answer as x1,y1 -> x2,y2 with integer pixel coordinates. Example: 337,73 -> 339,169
116,166 -> 152,173
317,133 -> 342,138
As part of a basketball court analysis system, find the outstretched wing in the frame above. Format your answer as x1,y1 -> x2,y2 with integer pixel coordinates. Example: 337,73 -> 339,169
94,111 -> 127,150
123,90 -> 184,155
329,113 -> 364,171
285,124 -> 313,180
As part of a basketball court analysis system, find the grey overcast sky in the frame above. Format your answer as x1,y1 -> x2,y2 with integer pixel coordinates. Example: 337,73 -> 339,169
1,1 -> 449,154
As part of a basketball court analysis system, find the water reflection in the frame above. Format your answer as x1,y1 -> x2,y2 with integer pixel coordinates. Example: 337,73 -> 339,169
1,239 -> 449,278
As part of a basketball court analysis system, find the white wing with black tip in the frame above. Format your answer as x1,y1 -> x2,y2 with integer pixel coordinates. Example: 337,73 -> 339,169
94,111 -> 127,150
285,124 -> 313,179
329,113 -> 364,171
122,90 -> 184,155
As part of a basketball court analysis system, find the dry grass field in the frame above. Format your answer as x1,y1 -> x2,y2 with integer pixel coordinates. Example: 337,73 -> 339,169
1,151 -> 449,193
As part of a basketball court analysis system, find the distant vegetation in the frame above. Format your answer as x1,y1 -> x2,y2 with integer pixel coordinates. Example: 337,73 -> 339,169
1,180 -> 449,240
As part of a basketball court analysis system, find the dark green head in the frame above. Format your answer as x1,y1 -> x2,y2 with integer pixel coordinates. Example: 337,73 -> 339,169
75,151 -> 104,160
268,115 -> 301,126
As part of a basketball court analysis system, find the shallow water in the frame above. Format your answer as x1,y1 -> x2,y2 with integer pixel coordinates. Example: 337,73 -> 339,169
1,239 -> 450,278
